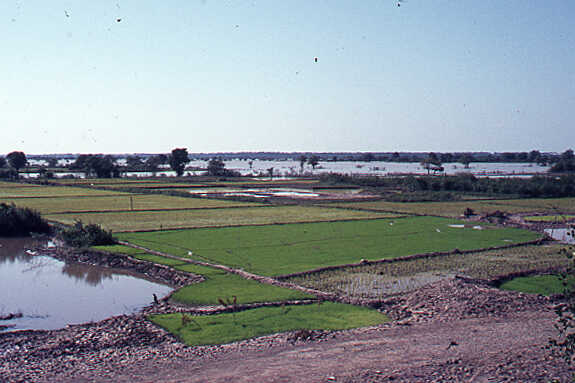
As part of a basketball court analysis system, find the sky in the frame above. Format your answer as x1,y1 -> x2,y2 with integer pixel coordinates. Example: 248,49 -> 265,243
1,0 -> 574,154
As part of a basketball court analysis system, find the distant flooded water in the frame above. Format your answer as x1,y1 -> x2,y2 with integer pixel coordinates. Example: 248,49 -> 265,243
20,161 -> 549,179
0,238 -> 172,332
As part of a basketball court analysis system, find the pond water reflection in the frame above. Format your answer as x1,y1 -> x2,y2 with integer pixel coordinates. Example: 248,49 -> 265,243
0,238 -> 172,332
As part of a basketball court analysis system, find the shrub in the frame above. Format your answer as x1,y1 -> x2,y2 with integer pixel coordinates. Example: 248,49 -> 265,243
0,203 -> 52,237
57,221 -> 116,247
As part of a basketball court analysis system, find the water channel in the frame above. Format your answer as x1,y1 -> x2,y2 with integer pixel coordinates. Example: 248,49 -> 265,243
0,238 -> 172,332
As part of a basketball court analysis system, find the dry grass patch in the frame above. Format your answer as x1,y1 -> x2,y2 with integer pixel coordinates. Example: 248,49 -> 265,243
47,206 -> 394,232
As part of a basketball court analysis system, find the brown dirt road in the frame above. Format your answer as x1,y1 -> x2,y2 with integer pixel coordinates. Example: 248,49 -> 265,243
120,310 -> 568,383
1,279 -> 572,382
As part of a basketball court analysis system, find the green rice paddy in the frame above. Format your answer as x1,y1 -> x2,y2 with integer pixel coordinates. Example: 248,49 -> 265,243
95,245 -> 313,305
500,274 -> 575,296
149,302 -> 388,346
118,217 -> 541,276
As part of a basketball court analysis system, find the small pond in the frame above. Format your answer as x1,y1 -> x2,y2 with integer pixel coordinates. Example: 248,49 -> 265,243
0,238 -> 172,332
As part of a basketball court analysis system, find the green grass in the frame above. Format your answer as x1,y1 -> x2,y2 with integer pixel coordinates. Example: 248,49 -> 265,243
93,244 -> 313,305
500,274 -> 575,296
1,194 -> 259,214
119,217 -> 541,276
524,215 -> 575,222
149,302 -> 389,346
47,206 -> 393,232
0,185 -> 131,198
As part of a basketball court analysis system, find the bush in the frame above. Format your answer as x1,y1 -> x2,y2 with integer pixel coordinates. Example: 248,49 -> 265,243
0,203 -> 52,237
320,173 -> 575,199
57,221 -> 116,247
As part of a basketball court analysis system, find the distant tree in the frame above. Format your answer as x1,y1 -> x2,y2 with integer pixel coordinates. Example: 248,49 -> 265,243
420,153 -> 443,175
0,157 -> 6,168
71,154 -> 119,178
145,155 -> 167,174
46,158 -> 59,168
206,158 -> 226,176
267,167 -> 274,180
298,155 -> 307,174
126,155 -> 144,169
6,151 -> 27,172
169,148 -> 190,177
361,153 -> 375,162
440,153 -> 454,163
308,155 -> 319,170
392,152 -> 401,162
561,149 -> 574,162
528,150 -> 542,164
550,149 -> 575,173
460,153 -> 473,169
38,166 -> 47,178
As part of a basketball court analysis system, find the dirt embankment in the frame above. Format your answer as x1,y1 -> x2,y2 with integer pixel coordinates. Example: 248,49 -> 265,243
40,246 -> 203,288
1,278 -> 572,382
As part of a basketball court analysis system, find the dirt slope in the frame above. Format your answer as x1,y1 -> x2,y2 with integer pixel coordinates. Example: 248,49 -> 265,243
1,279 -> 572,382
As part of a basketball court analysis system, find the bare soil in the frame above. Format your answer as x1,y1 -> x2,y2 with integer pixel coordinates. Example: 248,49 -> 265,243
1,278 -> 572,382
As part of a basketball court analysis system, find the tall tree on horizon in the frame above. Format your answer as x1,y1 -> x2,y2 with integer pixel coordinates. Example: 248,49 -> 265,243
6,151 -> 27,173
169,148 -> 190,177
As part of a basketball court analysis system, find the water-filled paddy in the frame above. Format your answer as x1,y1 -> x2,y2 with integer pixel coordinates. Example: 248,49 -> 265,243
0,238 -> 172,331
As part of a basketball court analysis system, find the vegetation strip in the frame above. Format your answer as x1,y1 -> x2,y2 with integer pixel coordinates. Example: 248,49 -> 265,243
275,238 -> 546,280
117,241 -> 336,300
119,217 -> 541,276
149,302 -> 388,346
45,206 -> 392,232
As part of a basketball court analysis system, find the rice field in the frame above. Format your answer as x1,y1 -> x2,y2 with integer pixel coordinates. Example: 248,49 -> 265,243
285,244 -> 568,299
0,184 -> 131,198
95,244 -> 313,305
324,197 -> 575,217
149,302 -> 388,346
1,194 -> 260,214
523,215 -> 575,222
118,217 -> 541,276
499,274 -> 575,296
47,205 -> 394,232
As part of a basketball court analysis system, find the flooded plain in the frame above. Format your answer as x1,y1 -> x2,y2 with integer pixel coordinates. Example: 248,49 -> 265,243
0,238 -> 172,332
20,161 -> 550,179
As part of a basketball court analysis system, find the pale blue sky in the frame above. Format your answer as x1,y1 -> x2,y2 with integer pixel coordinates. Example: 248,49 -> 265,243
1,0 -> 574,154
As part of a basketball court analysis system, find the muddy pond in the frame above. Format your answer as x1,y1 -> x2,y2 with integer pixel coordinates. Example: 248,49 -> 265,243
0,238 -> 172,332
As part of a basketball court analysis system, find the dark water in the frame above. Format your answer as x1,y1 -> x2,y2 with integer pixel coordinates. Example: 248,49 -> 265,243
0,238 -> 172,332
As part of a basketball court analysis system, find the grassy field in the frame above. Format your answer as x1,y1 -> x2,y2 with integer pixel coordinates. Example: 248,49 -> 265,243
95,245 -> 314,305
1,194 -> 260,214
0,184 -> 131,198
524,215 -> 575,222
49,177 -> 321,188
48,206 -> 394,232
500,274 -> 575,296
118,217 -> 541,276
324,198 -> 575,217
149,302 -> 388,346
286,245 -> 568,299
